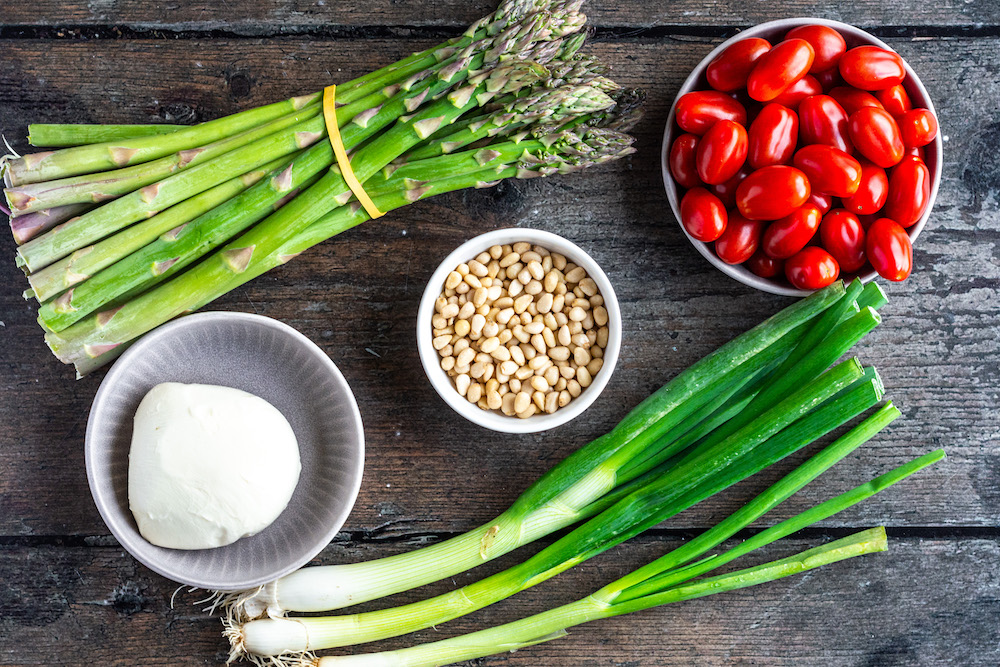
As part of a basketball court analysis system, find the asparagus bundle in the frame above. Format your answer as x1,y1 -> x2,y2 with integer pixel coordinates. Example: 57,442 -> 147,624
2,0 -> 643,375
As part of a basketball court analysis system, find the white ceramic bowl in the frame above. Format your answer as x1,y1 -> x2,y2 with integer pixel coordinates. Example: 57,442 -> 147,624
86,312 -> 365,590
417,228 -> 622,433
661,18 -> 944,296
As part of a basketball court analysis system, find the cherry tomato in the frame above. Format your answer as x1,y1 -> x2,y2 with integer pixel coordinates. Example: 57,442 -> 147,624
748,103 -> 798,168
866,217 -> 913,281
770,75 -> 823,109
785,25 -> 847,73
848,107 -> 905,168
707,38 -> 772,92
876,84 -> 912,116
762,203 -> 823,258
785,247 -> 840,289
814,66 -> 842,91
828,86 -> 884,116
675,91 -> 747,135
839,46 -> 905,91
820,209 -> 867,272
747,39 -> 816,102
714,211 -> 763,264
681,187 -> 728,242
793,144 -> 862,197
842,160 -> 889,215
746,250 -> 783,278
882,156 -> 931,227
710,166 -> 751,208
898,108 -> 939,148
799,94 -> 853,153
808,192 -> 834,214
696,120 -> 749,185
736,165 -> 811,220
669,134 -> 702,189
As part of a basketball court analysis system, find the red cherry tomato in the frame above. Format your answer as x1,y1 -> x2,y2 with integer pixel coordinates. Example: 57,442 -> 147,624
785,25 -> 847,73
785,247 -> 840,289
714,211 -> 763,264
681,187 -> 728,242
710,166 -> 751,208
828,86 -> 884,116
669,134 -> 702,189
876,84 -> 912,116
848,107 -> 905,168
675,91 -> 748,135
798,94 -> 853,153
882,156 -> 931,227
770,74 -> 823,109
814,66 -> 843,91
839,46 -> 905,91
820,209 -> 867,272
866,217 -> 913,281
842,160 -> 889,215
707,38 -> 772,92
746,250 -> 783,278
696,120 -> 749,185
898,108 -> 939,148
762,203 -> 823,258
737,165 -> 811,220
793,144 -> 862,197
748,103 -> 798,168
807,192 -> 834,214
747,39 -> 816,102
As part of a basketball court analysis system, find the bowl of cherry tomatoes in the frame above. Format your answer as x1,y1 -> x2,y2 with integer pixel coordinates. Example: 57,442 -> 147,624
661,18 -> 942,295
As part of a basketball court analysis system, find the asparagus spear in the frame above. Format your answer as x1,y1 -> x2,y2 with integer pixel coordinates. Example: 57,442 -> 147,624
29,151 -> 309,309
8,203 -> 91,245
6,104 -> 321,214
27,123 -> 183,148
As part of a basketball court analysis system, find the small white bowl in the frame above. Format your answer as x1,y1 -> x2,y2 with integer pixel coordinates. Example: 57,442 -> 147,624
417,228 -> 622,433
661,18 -> 943,296
86,312 -> 365,590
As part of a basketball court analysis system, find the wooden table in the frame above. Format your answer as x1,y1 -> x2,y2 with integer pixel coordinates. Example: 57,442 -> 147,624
2,2 -> 998,665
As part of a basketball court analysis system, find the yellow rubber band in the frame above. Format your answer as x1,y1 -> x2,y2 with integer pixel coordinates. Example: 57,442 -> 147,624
323,84 -> 384,219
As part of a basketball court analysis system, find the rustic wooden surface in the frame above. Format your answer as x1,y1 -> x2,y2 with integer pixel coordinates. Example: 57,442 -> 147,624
1,2 -> 998,665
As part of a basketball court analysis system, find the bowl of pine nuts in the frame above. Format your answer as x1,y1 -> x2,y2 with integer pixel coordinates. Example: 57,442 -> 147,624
417,228 -> 621,433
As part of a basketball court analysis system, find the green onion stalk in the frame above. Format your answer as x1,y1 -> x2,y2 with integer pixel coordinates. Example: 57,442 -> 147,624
230,412 -> 943,664
305,447 -> 942,667
226,345 -> 890,658
212,283 -> 864,625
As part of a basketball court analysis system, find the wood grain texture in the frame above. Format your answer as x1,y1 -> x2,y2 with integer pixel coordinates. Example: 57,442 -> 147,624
2,0 -> 999,32
0,9 -> 998,667
0,535 -> 997,666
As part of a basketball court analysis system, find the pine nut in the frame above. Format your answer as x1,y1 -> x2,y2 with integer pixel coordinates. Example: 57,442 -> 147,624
514,391 -> 531,414
513,241 -> 531,254
480,337 -> 500,354
543,270 -> 560,293
455,319 -> 471,337
531,333 -> 546,354
441,303 -> 460,319
524,321 -> 545,335
489,245 -> 503,259
487,391 -> 503,410
445,272 -> 462,289
568,306 -> 587,322
510,345 -> 526,365
456,374 -> 471,396
491,345 -> 511,362
464,274 -> 482,289
594,306 -> 608,326
544,391 -> 559,414
513,294 -> 534,314
564,266 -> 586,283
501,392 -> 517,415
549,346 -> 571,361
558,390 -> 572,407
530,376 -> 548,392
500,360 -> 519,376
577,366 -> 593,388
468,259 -> 488,277
441,356 -> 455,371
587,358 -> 604,376
574,346 -> 592,366
433,334 -> 451,350
537,292 -> 554,313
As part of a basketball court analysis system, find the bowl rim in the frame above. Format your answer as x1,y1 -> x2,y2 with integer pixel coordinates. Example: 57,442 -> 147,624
416,227 -> 622,434
660,17 -> 944,296
85,311 -> 365,590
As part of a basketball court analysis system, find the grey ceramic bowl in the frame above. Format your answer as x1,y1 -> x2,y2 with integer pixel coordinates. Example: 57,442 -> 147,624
86,312 -> 365,590
661,18 -> 943,296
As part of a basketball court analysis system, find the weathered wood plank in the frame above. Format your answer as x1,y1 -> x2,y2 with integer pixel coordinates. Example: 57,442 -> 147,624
1,535 -> 997,665
2,0 -> 999,32
0,35 -> 997,540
